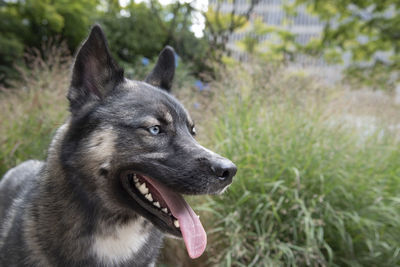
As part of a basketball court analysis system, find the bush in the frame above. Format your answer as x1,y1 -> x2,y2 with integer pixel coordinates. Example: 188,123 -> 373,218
202,63 -> 400,266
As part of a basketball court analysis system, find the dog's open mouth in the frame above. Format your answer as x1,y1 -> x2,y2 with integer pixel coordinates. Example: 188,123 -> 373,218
120,171 -> 206,259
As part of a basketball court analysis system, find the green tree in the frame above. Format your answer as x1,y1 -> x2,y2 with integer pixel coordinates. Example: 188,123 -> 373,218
0,0 -> 99,85
0,0 -> 209,84
293,0 -> 399,90
237,17 -> 298,63
203,0 -> 261,64
100,2 -> 167,63
100,0 -> 208,76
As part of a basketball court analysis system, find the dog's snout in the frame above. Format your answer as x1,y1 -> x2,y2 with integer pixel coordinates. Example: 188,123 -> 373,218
210,159 -> 237,182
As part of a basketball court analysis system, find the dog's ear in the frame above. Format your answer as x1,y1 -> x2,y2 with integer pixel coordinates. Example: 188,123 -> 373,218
145,46 -> 175,92
68,24 -> 124,114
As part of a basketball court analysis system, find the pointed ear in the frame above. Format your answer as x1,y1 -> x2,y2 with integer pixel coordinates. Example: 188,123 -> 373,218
145,46 -> 176,92
68,24 -> 124,114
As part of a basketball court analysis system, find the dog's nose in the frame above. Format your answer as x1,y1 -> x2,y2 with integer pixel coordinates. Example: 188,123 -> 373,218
210,159 -> 237,182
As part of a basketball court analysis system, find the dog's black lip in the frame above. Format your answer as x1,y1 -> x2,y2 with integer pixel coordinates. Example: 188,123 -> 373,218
119,170 -> 182,237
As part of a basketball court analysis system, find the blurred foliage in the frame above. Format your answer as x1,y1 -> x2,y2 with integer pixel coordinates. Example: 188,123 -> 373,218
0,0 -> 208,85
99,0 -> 209,77
203,7 -> 248,63
212,0 -> 399,90
0,0 -> 98,84
203,0 -> 263,65
237,17 -> 298,63
291,0 -> 400,90
2,0 -> 399,89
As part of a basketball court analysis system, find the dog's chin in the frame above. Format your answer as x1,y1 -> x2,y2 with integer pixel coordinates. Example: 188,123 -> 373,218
120,171 -> 182,237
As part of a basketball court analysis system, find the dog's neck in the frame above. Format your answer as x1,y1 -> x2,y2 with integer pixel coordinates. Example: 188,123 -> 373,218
25,122 -> 163,266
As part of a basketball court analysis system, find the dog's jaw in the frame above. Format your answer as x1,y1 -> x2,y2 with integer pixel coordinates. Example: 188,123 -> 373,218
120,171 -> 207,259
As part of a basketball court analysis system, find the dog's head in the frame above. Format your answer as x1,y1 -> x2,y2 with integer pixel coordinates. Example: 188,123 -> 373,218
61,25 -> 236,258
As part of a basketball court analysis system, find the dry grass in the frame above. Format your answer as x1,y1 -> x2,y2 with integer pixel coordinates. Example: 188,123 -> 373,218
0,41 -> 71,175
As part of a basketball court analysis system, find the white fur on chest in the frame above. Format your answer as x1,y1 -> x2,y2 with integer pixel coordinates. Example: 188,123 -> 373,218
92,217 -> 150,265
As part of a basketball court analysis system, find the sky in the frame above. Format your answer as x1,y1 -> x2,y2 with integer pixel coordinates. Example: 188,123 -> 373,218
118,0 -> 208,38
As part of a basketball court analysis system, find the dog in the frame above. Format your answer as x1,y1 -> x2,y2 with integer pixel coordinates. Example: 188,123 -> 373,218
0,25 -> 237,267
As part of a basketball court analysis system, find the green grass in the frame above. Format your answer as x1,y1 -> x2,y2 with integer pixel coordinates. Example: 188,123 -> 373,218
201,65 -> 400,266
1,53 -> 399,267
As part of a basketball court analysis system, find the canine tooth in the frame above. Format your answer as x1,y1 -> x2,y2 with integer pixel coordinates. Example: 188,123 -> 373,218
153,201 -> 161,208
145,193 -> 153,202
138,183 -> 149,195
135,182 -> 140,188
133,174 -> 138,182
174,220 -> 180,228
162,208 -> 168,213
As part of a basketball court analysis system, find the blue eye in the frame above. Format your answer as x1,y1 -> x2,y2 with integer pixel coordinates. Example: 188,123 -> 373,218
148,126 -> 160,135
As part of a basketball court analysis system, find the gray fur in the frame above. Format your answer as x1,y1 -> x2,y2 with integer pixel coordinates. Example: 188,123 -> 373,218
0,25 -> 236,266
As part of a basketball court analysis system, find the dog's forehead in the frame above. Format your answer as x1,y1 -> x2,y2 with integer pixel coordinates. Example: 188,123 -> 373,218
114,79 -> 192,124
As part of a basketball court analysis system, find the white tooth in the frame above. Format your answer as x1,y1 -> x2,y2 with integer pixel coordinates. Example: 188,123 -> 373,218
145,193 -> 153,202
133,174 -> 138,182
153,201 -> 160,208
162,208 -> 168,213
174,220 -> 180,228
138,183 -> 149,195
197,214 -> 200,218
135,182 -> 140,188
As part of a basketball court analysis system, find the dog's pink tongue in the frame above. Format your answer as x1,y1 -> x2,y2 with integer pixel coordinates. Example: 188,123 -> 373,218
144,177 -> 207,259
